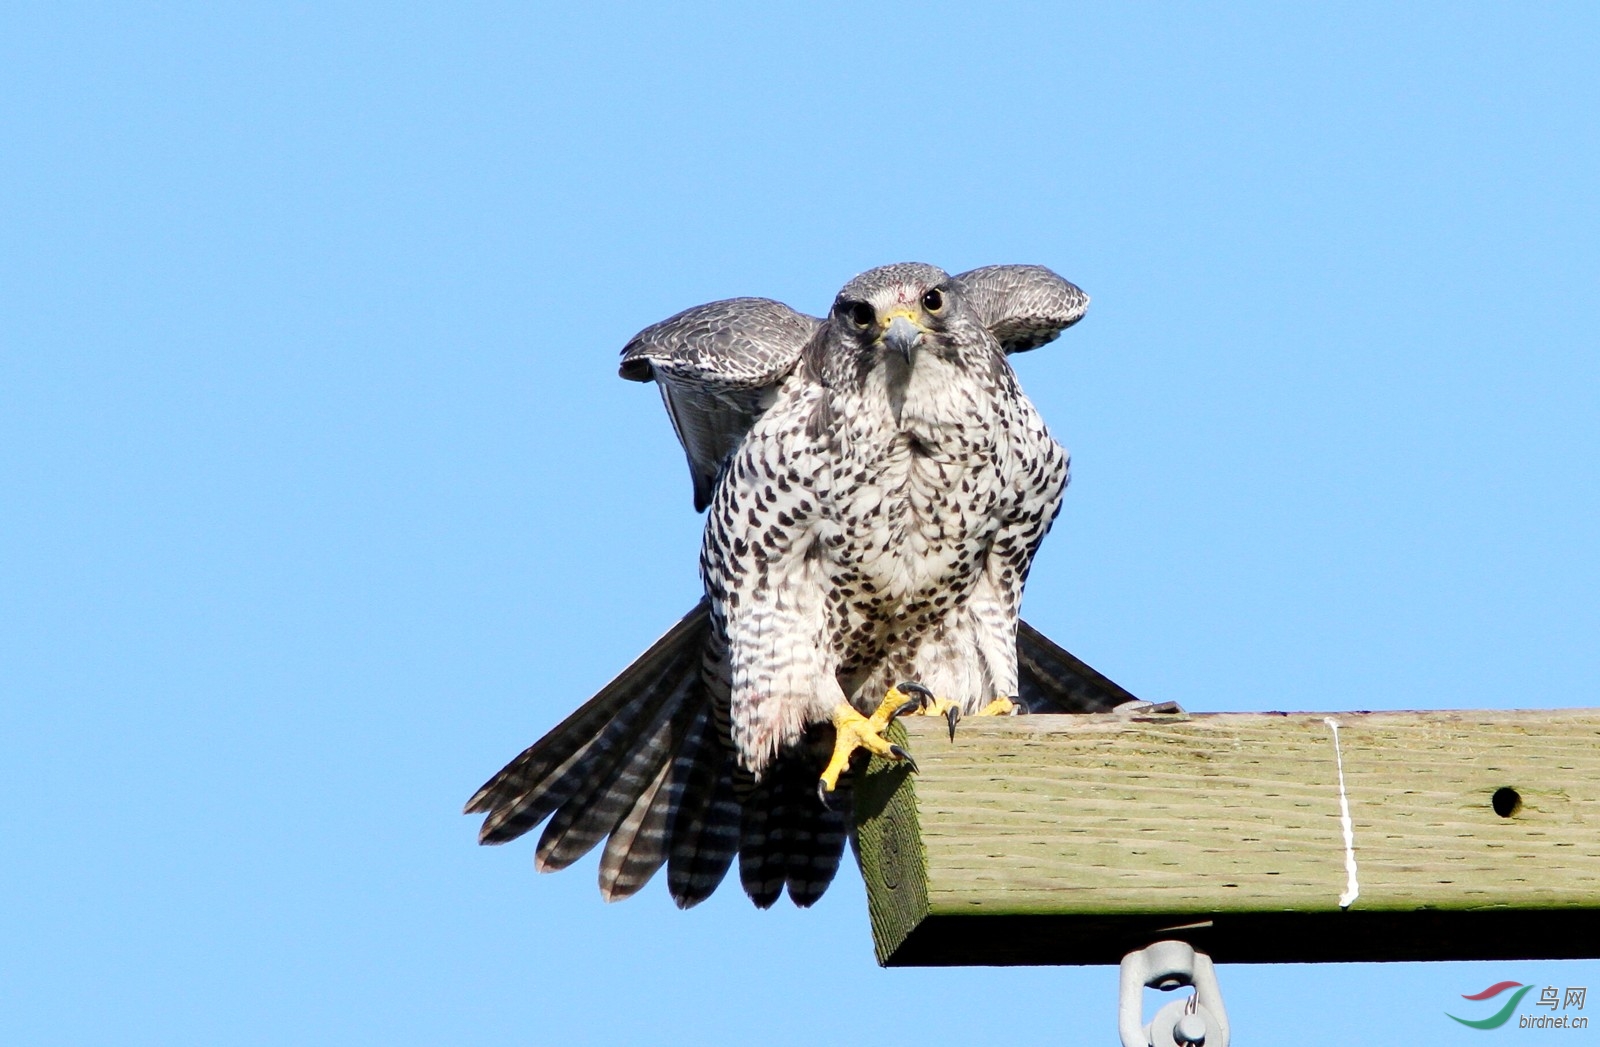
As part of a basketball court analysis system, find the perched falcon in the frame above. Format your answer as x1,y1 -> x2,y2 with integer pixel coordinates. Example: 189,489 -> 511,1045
467,262 -> 1138,908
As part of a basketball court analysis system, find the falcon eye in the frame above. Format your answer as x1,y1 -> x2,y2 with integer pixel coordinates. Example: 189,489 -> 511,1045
921,288 -> 944,312
843,301 -> 876,327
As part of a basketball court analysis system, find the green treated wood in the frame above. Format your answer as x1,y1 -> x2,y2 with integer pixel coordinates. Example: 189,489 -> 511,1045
853,709 -> 1600,966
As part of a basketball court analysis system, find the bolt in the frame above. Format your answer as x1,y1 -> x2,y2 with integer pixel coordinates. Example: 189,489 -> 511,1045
1173,1012 -> 1207,1046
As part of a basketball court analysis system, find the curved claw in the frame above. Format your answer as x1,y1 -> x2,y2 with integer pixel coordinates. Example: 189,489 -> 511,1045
816,779 -> 835,809
888,744 -> 919,774
889,681 -> 934,722
944,704 -> 961,740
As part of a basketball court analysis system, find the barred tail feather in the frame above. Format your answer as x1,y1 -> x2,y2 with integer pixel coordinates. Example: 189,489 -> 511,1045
533,663 -> 700,871
595,758 -> 674,900
735,725 -> 848,909
737,770 -> 787,909
666,746 -> 740,908
785,778 -> 848,908
596,706 -> 729,902
473,655 -> 685,846
466,600 -> 730,904
466,600 -> 711,835
595,711 -> 738,903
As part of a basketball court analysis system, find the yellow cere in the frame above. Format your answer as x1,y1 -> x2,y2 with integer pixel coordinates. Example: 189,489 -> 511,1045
879,306 -> 931,330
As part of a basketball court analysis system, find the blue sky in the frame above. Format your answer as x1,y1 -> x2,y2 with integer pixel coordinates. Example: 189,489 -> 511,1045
4,4 -> 1598,1044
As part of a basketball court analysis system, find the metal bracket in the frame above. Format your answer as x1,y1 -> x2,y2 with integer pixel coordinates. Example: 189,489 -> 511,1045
1112,699 -> 1188,721
1118,940 -> 1229,1047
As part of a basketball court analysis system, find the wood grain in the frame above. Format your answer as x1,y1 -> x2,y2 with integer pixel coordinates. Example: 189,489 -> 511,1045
854,710 -> 1600,965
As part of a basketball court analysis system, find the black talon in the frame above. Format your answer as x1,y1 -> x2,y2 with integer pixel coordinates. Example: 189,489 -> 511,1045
944,704 -> 961,740
889,744 -> 919,774
1007,694 -> 1025,716
895,680 -> 934,709
817,780 -> 835,809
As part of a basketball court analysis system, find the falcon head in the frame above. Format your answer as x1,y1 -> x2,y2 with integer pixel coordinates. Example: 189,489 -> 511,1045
821,263 -> 998,390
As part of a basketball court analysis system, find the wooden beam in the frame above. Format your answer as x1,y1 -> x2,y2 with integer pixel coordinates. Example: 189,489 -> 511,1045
853,709 -> 1600,966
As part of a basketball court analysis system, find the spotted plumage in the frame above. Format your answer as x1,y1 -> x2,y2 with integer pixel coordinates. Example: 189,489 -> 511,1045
467,262 -> 1135,909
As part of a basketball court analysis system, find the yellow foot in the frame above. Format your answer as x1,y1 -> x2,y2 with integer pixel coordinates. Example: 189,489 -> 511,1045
976,695 -> 1023,716
816,682 -> 932,805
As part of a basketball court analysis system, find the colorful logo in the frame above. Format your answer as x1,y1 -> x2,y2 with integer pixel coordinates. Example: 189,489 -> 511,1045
1448,982 -> 1533,1030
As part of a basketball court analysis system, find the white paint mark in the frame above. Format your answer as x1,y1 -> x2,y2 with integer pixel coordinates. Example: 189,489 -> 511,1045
1324,717 -> 1360,909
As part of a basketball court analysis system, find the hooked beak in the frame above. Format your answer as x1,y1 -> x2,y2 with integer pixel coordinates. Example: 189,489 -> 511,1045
881,314 -> 924,362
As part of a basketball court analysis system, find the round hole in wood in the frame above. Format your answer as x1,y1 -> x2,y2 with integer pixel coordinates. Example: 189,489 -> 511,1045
1492,786 -> 1522,818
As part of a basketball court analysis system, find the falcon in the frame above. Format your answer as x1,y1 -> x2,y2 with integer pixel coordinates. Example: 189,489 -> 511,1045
466,262 -> 1137,908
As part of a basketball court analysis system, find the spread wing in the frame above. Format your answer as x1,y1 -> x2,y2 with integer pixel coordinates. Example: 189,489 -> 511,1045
952,264 -> 1090,354
619,298 -> 821,512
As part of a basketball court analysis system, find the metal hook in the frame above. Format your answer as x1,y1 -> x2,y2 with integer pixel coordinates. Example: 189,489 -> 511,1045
1118,940 -> 1229,1047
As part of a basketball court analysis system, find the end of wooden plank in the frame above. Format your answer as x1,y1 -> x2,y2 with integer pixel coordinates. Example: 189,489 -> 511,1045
853,722 -> 928,966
